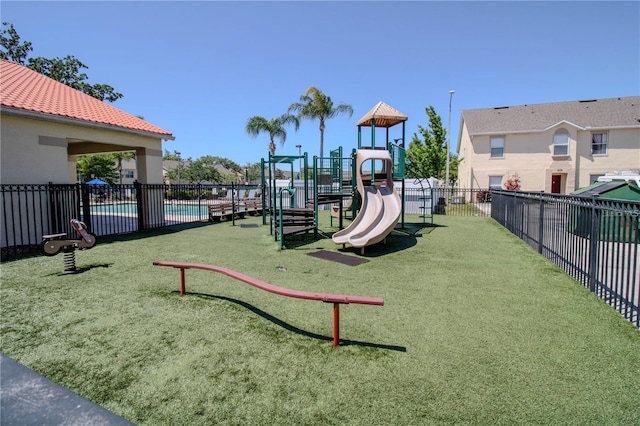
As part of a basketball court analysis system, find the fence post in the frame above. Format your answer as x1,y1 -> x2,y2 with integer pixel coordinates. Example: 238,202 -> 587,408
588,195 -> 599,293
538,191 -> 544,254
231,182 -> 236,226
81,183 -> 92,232
197,184 -> 202,221
135,180 -> 144,231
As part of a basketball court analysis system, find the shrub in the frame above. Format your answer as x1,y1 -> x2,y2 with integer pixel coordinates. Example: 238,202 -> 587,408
504,174 -> 521,190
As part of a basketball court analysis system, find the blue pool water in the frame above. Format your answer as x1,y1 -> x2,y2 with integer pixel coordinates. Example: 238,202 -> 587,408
91,203 -> 208,217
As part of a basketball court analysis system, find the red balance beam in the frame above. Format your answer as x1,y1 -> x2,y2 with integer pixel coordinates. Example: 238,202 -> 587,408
153,261 -> 384,346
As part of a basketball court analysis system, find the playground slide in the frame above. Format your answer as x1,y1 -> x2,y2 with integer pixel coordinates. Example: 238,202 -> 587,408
332,149 -> 401,252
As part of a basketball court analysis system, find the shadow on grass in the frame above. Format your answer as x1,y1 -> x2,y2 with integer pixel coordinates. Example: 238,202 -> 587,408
333,233 -> 418,258
188,292 -> 406,352
44,262 -> 113,276
278,233 -> 325,250
312,223 -> 448,258
394,222 -> 447,237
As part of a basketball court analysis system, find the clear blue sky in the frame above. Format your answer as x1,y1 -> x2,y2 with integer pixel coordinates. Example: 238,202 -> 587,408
3,1 -> 639,169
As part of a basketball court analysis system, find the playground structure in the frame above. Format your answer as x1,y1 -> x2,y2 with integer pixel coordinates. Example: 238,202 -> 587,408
40,219 -> 97,274
260,101 -> 436,251
153,260 -> 384,346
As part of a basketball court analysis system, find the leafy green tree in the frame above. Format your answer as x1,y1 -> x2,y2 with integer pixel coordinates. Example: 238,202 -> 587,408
288,87 -> 353,158
208,156 -> 242,174
406,106 -> 459,185
166,156 -> 223,184
163,149 -> 181,161
182,158 -> 223,184
0,22 -> 32,63
243,162 -> 262,184
245,114 -> 299,156
76,154 -> 119,184
27,56 -> 123,103
165,157 -> 188,183
0,22 -> 123,102
200,155 -> 242,183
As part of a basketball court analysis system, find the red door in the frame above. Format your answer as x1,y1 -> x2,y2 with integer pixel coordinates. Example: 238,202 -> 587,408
551,174 -> 561,193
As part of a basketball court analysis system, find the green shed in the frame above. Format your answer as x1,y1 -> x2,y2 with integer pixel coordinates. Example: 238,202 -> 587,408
571,181 -> 640,200
570,181 -> 640,242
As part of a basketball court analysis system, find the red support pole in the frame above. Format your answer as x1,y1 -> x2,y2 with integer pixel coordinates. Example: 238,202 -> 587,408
333,303 -> 340,346
179,268 -> 186,296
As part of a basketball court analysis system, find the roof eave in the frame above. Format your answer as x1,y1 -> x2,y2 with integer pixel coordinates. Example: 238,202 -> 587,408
582,124 -> 640,131
1,106 -> 175,141
356,117 -> 408,127
469,123 -> 640,137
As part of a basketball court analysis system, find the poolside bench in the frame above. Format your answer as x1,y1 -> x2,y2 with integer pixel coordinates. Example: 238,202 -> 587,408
242,199 -> 263,216
208,203 -> 245,222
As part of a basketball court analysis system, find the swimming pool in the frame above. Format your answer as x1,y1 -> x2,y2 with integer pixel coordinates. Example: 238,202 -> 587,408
91,202 -> 209,217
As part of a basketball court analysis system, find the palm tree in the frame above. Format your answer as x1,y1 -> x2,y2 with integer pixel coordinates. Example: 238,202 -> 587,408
245,114 -> 299,156
112,151 -> 136,185
288,87 -> 353,158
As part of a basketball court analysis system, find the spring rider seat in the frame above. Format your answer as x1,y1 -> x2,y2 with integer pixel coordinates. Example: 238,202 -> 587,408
40,219 -> 97,274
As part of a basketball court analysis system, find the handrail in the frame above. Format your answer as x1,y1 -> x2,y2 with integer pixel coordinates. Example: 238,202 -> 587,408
153,261 -> 384,346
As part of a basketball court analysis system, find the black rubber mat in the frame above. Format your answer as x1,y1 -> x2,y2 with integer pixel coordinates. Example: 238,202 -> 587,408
307,250 -> 367,266
240,224 -> 259,228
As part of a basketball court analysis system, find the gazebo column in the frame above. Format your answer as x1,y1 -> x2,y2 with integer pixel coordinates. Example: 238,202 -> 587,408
135,148 -> 165,229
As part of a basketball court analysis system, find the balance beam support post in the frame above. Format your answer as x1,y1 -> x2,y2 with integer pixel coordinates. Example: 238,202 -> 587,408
333,303 -> 340,347
180,268 -> 186,296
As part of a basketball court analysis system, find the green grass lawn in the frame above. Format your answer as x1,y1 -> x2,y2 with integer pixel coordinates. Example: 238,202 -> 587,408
1,214 -> 639,425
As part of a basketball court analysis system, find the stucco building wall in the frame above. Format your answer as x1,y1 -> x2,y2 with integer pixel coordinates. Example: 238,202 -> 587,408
458,125 -> 639,193
1,114 -> 164,184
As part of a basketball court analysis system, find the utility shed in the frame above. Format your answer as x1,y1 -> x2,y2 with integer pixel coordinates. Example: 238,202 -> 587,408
570,181 -> 640,242
571,181 -> 640,201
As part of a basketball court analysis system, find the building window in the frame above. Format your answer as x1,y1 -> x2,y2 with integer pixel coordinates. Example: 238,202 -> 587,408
124,171 -> 134,179
490,136 -> 504,158
591,132 -> 608,155
489,176 -> 502,189
553,129 -> 569,156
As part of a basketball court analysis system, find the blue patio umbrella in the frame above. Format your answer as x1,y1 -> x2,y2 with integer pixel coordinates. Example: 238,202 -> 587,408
86,178 -> 109,185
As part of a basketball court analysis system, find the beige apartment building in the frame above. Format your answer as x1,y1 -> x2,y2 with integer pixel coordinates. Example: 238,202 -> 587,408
456,96 -> 640,194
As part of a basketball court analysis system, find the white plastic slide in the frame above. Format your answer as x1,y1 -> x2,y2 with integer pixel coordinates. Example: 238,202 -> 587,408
332,149 -> 401,253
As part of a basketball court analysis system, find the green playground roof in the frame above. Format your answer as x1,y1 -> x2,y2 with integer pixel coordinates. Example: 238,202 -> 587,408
269,155 -> 303,164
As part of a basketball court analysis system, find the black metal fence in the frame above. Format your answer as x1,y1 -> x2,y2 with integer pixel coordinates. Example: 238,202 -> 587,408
2,182 -> 496,260
434,188 -> 493,216
0,182 -> 259,260
491,190 -> 639,328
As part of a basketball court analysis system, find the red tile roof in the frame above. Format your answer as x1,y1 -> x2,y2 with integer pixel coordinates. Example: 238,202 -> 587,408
0,59 -> 174,139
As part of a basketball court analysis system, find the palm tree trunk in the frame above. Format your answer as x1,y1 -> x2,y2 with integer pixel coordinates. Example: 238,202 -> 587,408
269,138 -> 277,184
319,120 -> 325,158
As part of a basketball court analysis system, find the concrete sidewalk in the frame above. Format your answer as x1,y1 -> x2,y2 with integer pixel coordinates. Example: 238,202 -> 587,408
1,354 -> 134,425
